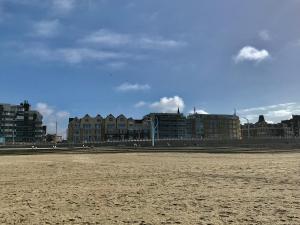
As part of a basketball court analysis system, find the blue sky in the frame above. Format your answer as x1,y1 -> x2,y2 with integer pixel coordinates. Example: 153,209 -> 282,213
1,0 -> 300,136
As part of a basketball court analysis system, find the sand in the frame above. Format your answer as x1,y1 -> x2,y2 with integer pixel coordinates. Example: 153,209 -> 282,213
0,151 -> 299,225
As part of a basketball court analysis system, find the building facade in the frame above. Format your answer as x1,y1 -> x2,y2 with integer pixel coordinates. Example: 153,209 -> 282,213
241,115 -> 293,139
68,114 -> 103,144
127,118 -> 150,140
282,115 -> 300,138
144,112 -> 187,139
104,114 -> 118,140
67,112 -> 243,143
187,114 -> 241,140
116,114 -> 128,140
0,101 -> 46,143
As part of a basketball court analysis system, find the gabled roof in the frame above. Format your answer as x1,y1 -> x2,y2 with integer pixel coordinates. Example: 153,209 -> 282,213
117,114 -> 127,119
95,114 -> 103,119
106,114 -> 115,119
83,114 -> 90,118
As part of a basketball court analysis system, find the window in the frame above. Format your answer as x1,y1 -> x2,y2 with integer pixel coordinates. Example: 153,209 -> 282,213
83,124 -> 91,129
118,124 -> 126,128
107,124 -> 115,130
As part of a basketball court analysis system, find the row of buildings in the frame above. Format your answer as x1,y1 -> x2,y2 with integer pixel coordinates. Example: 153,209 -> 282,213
0,101 -> 46,143
67,110 -> 242,143
1,101 -> 300,144
68,111 -> 300,144
241,115 -> 300,139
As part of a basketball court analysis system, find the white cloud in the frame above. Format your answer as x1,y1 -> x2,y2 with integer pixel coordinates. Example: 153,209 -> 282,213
35,102 -> 70,138
52,0 -> 75,13
36,103 -> 54,117
138,37 -> 187,50
150,96 -> 185,113
116,82 -> 151,92
238,102 -> 300,124
259,30 -> 271,41
134,101 -> 147,108
56,111 -> 70,119
234,46 -> 270,63
82,29 -> 130,46
33,19 -> 60,37
81,29 -> 187,50
188,109 -> 209,114
239,103 -> 296,113
23,46 -> 135,64
134,96 -> 185,113
58,48 -> 132,64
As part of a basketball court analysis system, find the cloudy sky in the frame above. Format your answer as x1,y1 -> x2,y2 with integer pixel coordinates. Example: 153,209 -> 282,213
1,0 -> 300,136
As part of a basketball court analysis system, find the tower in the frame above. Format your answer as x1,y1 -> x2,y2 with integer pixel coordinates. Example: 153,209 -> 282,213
258,115 -> 266,123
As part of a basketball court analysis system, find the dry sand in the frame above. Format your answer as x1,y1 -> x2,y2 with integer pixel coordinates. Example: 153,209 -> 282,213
0,151 -> 299,225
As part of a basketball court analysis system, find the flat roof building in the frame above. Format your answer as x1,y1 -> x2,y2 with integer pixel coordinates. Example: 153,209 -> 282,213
144,111 -> 187,139
0,101 -> 45,143
187,114 -> 241,140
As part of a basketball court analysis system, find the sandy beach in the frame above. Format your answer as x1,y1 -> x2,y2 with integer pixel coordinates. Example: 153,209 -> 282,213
0,151 -> 299,225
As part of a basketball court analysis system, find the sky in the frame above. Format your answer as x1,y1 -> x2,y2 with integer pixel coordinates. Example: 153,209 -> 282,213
1,0 -> 300,137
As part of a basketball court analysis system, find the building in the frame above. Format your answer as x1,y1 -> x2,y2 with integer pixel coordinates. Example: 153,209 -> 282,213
187,113 -> 241,140
68,114 -> 147,143
105,114 -> 118,140
281,115 -> 300,138
67,111 -> 243,143
241,115 -> 292,139
127,118 -> 150,140
45,134 -> 63,143
144,110 -> 187,139
0,101 -> 45,143
116,114 -> 128,140
68,114 -> 103,144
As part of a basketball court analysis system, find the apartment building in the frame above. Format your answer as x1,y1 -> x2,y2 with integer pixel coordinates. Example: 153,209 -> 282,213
116,114 -> 128,140
68,114 -> 103,144
0,101 -> 46,143
187,113 -> 241,140
67,111 -> 242,143
241,115 -> 294,139
105,114 -> 118,140
68,114 -> 146,143
127,118 -> 150,140
282,115 -> 300,137
144,111 -> 187,139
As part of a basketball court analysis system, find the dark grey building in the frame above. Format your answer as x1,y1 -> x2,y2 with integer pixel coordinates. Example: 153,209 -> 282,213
241,115 -> 292,139
282,115 -> 300,137
0,101 -> 46,143
144,111 -> 187,139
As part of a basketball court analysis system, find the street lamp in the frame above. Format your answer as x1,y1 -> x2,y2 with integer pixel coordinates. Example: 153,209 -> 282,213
242,117 -> 250,139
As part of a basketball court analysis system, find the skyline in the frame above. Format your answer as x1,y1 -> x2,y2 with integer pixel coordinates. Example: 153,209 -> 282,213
1,0 -> 300,136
